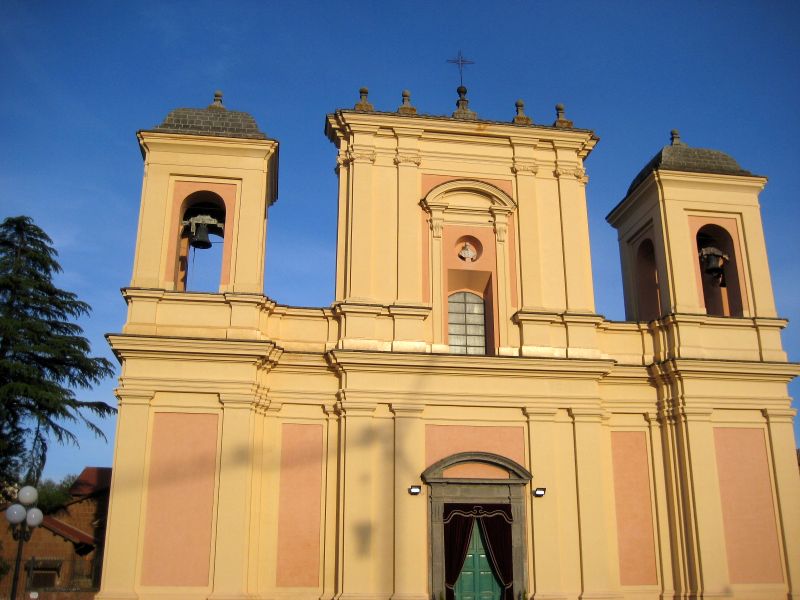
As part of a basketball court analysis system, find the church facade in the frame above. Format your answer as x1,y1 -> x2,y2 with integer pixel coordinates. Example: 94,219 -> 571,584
99,89 -> 800,600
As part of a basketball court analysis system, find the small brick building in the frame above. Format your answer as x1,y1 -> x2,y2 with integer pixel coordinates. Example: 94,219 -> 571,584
0,467 -> 110,600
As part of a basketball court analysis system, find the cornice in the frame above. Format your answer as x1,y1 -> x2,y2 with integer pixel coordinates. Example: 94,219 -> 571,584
600,364 -> 653,383
331,387 -> 603,408
388,304 -> 432,317
326,349 -> 614,379
655,169 -> 767,189
332,302 -> 386,316
137,130 -> 278,158
106,333 -> 282,367
607,168 -> 767,225
325,110 -> 598,158
266,388 -> 336,407
122,287 -> 275,310
650,358 -> 800,383
656,313 -> 789,329
268,304 -> 334,319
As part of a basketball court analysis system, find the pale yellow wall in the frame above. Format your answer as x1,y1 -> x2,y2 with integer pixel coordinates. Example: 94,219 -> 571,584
99,102 -> 800,600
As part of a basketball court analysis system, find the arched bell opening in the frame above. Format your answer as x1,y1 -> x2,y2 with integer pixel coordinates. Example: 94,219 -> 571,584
423,452 -> 531,600
177,191 -> 226,292
696,224 -> 743,317
635,238 -> 661,321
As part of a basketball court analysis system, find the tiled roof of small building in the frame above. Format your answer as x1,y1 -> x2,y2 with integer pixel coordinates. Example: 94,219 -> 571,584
148,91 -> 266,140
69,466 -> 112,497
628,130 -> 753,194
42,515 -> 96,546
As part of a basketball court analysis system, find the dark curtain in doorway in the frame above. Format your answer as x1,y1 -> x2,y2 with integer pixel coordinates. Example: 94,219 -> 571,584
478,513 -> 513,600
443,512 -> 474,600
444,504 -> 513,600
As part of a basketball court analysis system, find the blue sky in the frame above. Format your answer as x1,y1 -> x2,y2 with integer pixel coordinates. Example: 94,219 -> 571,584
1,1 -> 799,480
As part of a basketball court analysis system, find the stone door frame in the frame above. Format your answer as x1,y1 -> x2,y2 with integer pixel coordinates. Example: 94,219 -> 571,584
422,451 -> 532,600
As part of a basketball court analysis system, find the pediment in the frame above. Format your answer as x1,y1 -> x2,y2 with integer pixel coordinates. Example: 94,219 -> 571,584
422,451 -> 531,484
421,179 -> 516,217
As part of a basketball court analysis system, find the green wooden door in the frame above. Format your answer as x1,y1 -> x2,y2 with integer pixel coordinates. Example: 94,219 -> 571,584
454,521 -> 503,600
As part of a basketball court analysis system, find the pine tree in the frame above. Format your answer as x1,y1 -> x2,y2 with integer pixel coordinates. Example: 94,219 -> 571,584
0,216 -> 115,491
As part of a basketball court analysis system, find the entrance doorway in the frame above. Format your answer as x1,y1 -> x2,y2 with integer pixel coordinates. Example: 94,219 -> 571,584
454,520 -> 503,600
422,452 -> 531,600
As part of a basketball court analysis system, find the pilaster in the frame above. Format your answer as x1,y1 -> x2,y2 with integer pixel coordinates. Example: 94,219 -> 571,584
96,390 -> 153,600
554,159 -> 595,314
225,293 -> 266,340
513,311 -> 567,358
762,408 -> 800,600
663,403 -> 732,598
208,394 -> 256,600
568,408 -> 621,599
492,207 -> 513,354
337,401 -> 378,599
389,305 -> 430,353
321,405 -> 340,600
524,408 -> 566,599
394,128 -> 424,305
334,302 -> 386,351
427,205 -> 447,353
390,404 -> 428,600
644,412 -> 676,599
510,139 -> 544,311
344,131 -> 378,302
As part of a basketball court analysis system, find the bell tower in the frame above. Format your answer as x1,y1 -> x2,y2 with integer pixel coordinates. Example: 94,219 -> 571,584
130,91 -> 278,294
608,130 -> 778,323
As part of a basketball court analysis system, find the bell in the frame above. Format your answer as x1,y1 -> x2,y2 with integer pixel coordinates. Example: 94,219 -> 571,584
190,223 -> 212,250
699,246 -> 728,286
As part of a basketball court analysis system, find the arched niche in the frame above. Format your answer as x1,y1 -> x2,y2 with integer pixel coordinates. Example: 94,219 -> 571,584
696,223 -> 743,317
422,452 -> 531,600
635,238 -> 661,321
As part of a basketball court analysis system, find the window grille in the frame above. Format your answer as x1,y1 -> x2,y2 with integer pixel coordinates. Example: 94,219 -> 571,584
448,292 -> 486,355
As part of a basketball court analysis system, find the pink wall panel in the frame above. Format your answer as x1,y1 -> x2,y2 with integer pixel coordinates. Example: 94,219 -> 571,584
276,423 -> 324,587
141,412 -> 218,587
714,428 -> 783,583
611,431 -> 657,586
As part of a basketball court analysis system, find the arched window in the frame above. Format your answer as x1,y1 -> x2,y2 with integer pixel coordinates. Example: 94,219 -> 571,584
635,239 -> 661,321
696,224 -> 743,317
448,291 -> 486,355
177,191 -> 225,292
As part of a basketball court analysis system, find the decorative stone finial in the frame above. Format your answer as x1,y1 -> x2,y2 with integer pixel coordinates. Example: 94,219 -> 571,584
670,129 -> 683,145
512,99 -> 532,125
354,87 -> 374,112
209,90 -> 225,109
452,85 -> 477,120
397,89 -> 417,115
553,103 -> 573,128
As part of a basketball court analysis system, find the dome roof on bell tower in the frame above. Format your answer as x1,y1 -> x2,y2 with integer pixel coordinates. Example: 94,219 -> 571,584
147,91 -> 267,140
627,130 -> 754,194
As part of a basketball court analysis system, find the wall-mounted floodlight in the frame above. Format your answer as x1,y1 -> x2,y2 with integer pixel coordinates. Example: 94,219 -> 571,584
408,485 -> 422,495
533,488 -> 547,498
